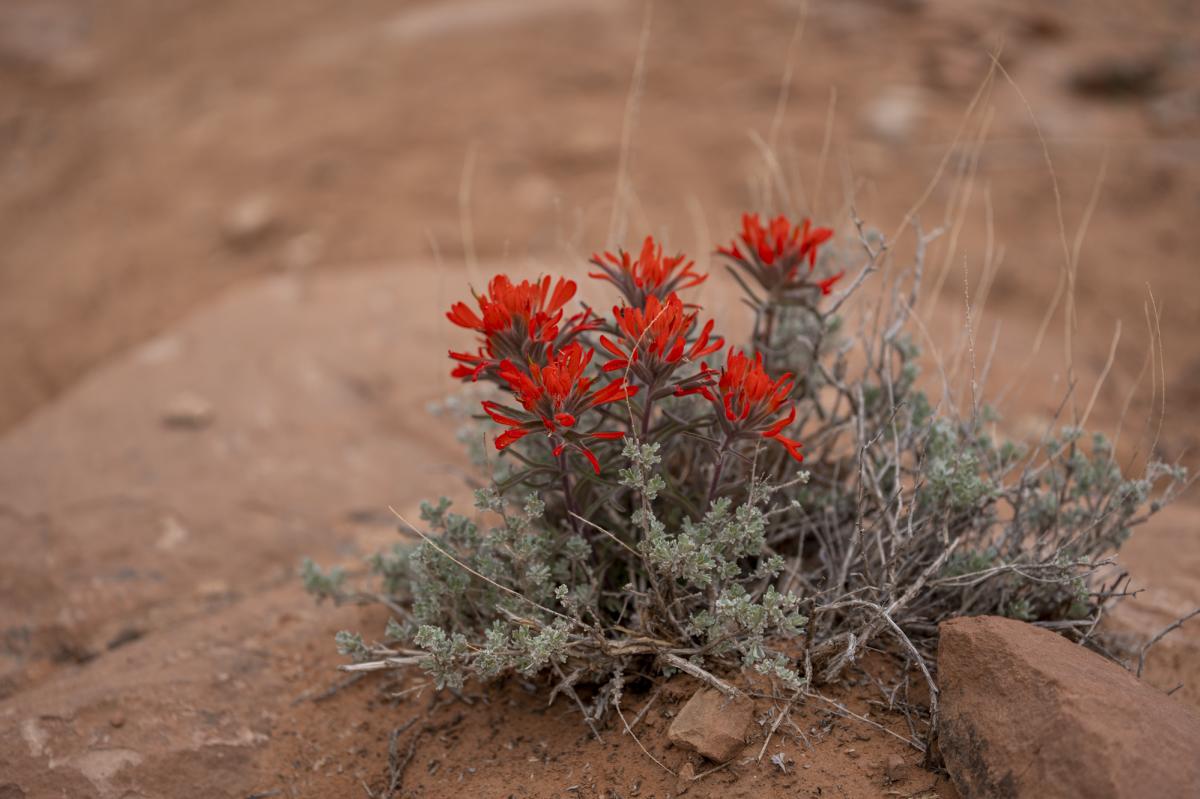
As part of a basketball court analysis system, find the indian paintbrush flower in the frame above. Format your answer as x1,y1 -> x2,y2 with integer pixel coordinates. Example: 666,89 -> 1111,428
446,274 -> 594,382
599,292 -> 723,392
709,349 -> 803,462
589,236 -> 707,308
718,213 -> 840,299
481,342 -> 637,474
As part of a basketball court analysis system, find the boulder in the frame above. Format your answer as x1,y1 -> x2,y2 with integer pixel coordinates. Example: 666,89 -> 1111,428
667,687 -> 752,762
938,615 -> 1200,798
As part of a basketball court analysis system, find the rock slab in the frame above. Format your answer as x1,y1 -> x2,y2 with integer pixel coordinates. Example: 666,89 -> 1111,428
938,615 -> 1200,798
667,687 -> 752,762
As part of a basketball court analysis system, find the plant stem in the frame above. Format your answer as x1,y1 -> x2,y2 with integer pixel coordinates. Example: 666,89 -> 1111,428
763,303 -> 777,354
705,435 -> 732,510
558,449 -> 582,536
639,377 -> 659,440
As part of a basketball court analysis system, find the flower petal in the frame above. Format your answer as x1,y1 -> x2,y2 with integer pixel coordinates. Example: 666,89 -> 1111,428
768,433 -> 804,462
481,400 -> 525,427
580,445 -> 601,475
495,428 -> 530,450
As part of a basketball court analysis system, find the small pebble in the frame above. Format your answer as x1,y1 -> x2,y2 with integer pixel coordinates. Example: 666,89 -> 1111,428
222,194 -> 279,250
675,761 -> 695,795
162,392 -> 214,430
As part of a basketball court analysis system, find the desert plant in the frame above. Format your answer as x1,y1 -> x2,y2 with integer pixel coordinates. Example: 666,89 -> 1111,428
306,212 -> 1185,750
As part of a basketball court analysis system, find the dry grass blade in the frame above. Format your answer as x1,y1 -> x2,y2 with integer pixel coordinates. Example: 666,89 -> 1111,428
614,676 -> 676,777
606,1 -> 653,250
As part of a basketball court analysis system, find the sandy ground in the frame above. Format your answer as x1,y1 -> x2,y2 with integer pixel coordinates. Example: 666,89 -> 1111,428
2,0 -> 1199,796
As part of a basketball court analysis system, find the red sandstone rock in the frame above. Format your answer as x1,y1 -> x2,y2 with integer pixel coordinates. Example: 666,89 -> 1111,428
666,687 -> 753,762
938,615 -> 1200,798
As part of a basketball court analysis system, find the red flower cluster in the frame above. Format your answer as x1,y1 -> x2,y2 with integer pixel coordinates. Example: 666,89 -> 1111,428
720,213 -> 831,271
447,274 -> 575,342
719,213 -> 841,297
447,275 -> 592,381
709,350 -> 803,462
600,293 -> 722,385
590,236 -> 707,307
445,218 -> 828,479
481,343 -> 635,473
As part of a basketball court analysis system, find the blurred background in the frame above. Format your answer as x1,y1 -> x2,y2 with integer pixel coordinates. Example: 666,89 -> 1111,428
2,1 -> 1200,794
2,0 -> 1199,453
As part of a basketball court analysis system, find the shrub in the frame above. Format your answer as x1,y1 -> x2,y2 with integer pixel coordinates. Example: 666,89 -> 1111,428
307,213 -> 1185,745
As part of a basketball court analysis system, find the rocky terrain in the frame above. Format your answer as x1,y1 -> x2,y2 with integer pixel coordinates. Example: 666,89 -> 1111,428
2,0 -> 1199,796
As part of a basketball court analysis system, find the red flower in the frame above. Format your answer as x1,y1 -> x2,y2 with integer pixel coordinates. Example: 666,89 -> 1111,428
446,274 -> 593,381
718,214 -> 834,297
816,271 -> 844,296
708,349 -> 803,462
448,274 -> 575,340
481,343 -> 637,474
449,349 -> 492,381
600,293 -> 723,382
590,236 -> 707,307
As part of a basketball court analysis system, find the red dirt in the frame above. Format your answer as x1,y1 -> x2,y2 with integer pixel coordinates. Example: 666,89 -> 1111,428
2,0 -> 1199,796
